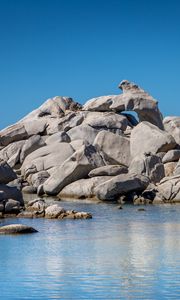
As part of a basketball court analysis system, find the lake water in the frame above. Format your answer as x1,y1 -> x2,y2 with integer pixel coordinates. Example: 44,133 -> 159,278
0,200 -> 180,299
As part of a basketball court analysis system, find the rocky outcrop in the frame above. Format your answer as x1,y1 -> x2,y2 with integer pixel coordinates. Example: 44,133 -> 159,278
17,200 -> 92,220
0,79 -> 179,205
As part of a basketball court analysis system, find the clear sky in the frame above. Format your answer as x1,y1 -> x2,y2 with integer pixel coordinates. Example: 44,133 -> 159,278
0,0 -> 180,129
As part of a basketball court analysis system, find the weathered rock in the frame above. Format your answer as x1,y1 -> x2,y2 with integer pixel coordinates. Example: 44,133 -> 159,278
21,143 -> 74,179
70,139 -> 86,151
45,131 -> 70,145
156,175 -> 180,202
173,160 -> 180,176
83,111 -> 128,133
16,211 -> 34,218
46,112 -> 83,135
164,162 -> 177,177
22,186 -> 37,194
162,149 -> 180,163
45,204 -> 65,218
20,135 -> 46,163
129,154 -> 165,184
110,80 -> 163,129
4,199 -> 20,213
30,171 -> 50,188
59,176 -> 111,199
23,119 -> 47,136
163,116 -> 180,145
130,122 -> 176,158
58,210 -> 92,219
0,224 -> 38,234
41,144 -> 105,195
94,130 -> 130,166
0,140 -> 25,167
22,96 -> 81,121
83,95 -> 116,112
0,123 -> 28,147
94,173 -> 149,201
68,124 -> 99,144
0,160 -> 17,184
26,199 -> 46,212
89,165 -> 128,177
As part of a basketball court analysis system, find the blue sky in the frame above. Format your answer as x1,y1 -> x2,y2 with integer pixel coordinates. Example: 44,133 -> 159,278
0,0 -> 180,129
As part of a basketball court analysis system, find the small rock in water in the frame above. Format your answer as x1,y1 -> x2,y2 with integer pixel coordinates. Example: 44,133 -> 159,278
138,208 -> 146,211
118,206 -> 123,209
0,224 -> 38,234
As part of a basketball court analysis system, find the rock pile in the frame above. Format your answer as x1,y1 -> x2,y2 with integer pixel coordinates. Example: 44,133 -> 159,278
0,80 -> 180,204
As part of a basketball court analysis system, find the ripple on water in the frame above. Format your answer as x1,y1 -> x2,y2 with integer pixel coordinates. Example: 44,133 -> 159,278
1,200 -> 180,299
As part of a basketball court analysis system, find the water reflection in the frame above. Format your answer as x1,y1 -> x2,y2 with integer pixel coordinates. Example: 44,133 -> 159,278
0,203 -> 180,299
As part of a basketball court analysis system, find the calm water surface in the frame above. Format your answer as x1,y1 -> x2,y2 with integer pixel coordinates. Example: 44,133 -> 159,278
0,199 -> 180,300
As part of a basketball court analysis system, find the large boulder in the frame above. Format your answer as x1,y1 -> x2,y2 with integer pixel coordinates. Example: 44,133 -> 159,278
129,153 -> 165,184
21,142 -> 74,179
20,135 -> 46,163
46,112 -> 83,135
68,124 -> 99,144
94,130 -> 130,166
45,131 -> 70,144
0,140 -> 25,167
162,149 -> 180,163
130,122 -> 176,158
0,123 -> 28,147
110,80 -> 163,129
88,165 -> 128,177
82,111 -> 128,133
163,116 -> 180,145
59,176 -> 111,199
156,175 -> 180,202
0,160 -> 17,184
83,95 -> 117,111
23,119 -> 47,136
40,144 -> 105,196
94,173 -> 149,201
